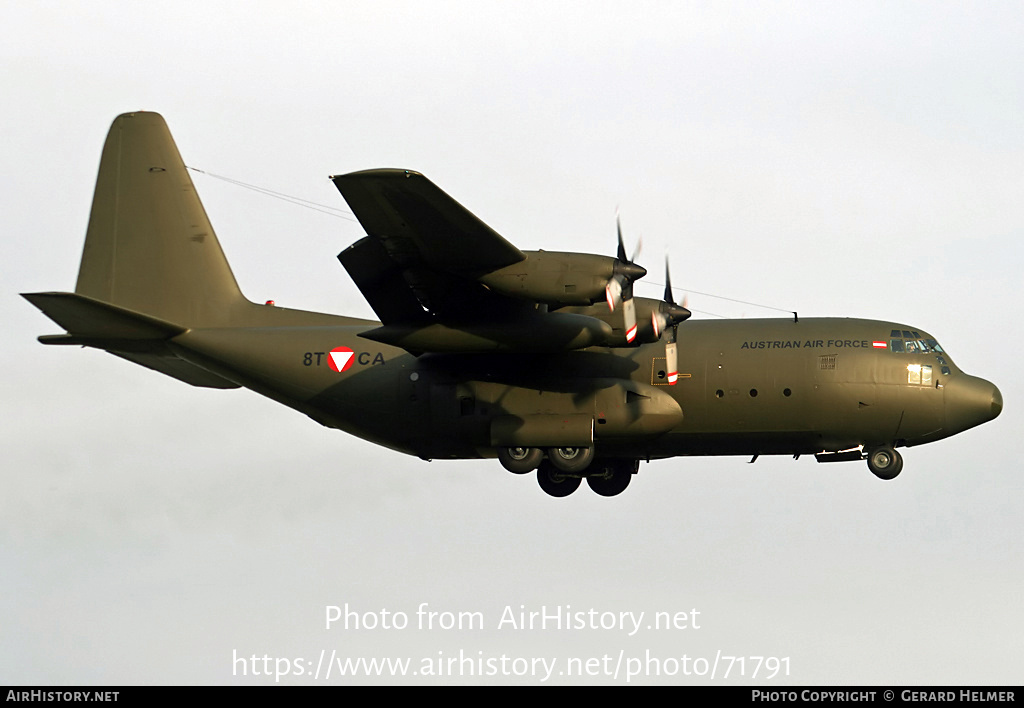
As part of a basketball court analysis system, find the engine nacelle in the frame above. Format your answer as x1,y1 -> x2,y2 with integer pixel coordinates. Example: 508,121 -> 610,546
479,250 -> 644,306
554,298 -> 670,347
359,310 -> 613,352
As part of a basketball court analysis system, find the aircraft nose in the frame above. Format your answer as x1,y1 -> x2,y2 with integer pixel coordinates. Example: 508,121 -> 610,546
945,374 -> 1002,434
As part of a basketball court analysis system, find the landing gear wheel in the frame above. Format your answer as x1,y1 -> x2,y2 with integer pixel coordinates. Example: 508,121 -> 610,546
536,461 -> 582,497
586,459 -> 636,497
546,446 -> 595,474
497,446 -> 543,474
867,446 -> 903,480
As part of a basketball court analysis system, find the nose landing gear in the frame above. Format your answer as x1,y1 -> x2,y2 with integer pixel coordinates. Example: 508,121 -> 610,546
866,445 -> 903,480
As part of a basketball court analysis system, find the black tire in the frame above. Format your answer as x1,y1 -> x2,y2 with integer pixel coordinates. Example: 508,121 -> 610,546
497,446 -> 543,474
536,461 -> 582,497
867,446 -> 903,480
547,446 -> 595,473
586,459 -> 636,497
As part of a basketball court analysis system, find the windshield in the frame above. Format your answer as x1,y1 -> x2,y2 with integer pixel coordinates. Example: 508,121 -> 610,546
889,330 -> 944,355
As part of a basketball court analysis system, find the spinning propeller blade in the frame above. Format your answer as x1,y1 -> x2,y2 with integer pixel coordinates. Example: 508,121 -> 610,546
608,214 -> 646,343
659,256 -> 691,383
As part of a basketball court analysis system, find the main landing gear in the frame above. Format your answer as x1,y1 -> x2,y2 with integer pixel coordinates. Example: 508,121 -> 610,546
536,460 -> 582,497
586,458 -> 637,497
497,447 -> 637,497
547,446 -> 594,473
866,445 -> 903,480
496,446 -> 544,474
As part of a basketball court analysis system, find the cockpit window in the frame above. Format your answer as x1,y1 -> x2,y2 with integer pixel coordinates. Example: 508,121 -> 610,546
889,334 -> 946,357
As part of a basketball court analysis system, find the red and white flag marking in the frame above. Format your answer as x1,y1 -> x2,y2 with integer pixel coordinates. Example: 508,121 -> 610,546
328,346 -> 355,373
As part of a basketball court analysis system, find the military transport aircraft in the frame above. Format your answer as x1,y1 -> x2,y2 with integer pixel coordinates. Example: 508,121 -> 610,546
23,112 -> 1002,497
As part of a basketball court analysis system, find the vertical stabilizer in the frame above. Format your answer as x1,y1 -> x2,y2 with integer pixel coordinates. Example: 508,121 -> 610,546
75,112 -> 247,327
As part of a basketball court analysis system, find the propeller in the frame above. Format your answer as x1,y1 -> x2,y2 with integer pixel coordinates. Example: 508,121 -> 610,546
605,215 -> 646,343
652,257 -> 691,384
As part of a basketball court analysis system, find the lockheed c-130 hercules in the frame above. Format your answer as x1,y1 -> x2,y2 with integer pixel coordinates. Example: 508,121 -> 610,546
23,112 -> 1002,497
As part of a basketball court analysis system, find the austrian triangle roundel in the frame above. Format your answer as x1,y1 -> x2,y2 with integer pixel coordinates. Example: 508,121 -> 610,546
327,346 -> 355,373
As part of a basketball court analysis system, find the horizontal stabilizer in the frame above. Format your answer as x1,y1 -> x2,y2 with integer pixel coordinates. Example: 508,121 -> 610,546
22,292 -> 186,340
22,291 -> 239,389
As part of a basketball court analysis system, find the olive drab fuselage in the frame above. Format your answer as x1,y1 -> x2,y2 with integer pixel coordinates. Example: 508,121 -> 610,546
177,316 -> 995,463
24,112 -> 1001,497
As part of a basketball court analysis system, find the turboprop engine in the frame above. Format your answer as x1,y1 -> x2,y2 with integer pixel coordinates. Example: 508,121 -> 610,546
478,250 -> 646,307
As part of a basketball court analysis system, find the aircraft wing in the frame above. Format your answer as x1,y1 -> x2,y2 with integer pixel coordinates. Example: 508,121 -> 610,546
332,169 -> 525,275
332,169 -> 528,324
332,170 -> 614,353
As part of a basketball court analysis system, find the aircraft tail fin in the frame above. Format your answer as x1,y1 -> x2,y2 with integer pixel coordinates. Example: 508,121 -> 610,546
73,111 -> 247,328
25,112 -> 370,388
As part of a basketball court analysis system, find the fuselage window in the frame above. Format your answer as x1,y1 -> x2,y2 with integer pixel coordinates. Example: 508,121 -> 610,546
890,339 -> 905,353
908,364 -> 921,385
906,364 -> 933,386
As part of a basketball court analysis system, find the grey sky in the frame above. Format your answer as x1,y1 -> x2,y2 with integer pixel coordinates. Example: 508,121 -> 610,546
2,2 -> 1021,684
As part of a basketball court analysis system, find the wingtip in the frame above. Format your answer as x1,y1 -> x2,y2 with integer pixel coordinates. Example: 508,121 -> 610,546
332,168 -> 425,181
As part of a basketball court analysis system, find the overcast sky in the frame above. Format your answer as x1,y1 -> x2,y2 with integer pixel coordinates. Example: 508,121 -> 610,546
2,1 -> 1022,685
